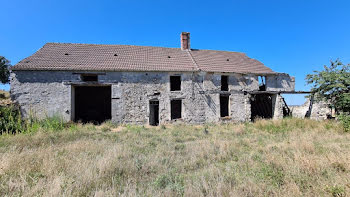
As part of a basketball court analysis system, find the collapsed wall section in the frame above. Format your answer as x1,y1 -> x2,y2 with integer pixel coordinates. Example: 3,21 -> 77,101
289,99 -> 332,120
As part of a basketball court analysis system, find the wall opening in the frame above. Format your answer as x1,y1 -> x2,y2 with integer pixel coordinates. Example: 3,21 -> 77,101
81,74 -> 98,82
250,93 -> 272,121
170,76 -> 181,91
221,75 -> 228,91
280,95 -> 292,117
258,76 -> 266,91
171,99 -> 182,120
74,86 -> 111,124
149,100 -> 159,126
220,94 -> 229,117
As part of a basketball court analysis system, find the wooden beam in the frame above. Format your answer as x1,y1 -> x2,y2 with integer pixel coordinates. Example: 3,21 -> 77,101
247,91 -> 312,94
199,90 -> 312,95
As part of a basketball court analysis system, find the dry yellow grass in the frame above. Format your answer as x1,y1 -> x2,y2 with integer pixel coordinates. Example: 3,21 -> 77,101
0,118 -> 349,196
0,90 -> 11,106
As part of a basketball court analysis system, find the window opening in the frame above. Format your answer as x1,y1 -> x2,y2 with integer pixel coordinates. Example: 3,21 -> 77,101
170,76 -> 181,91
81,74 -> 98,82
221,75 -> 228,91
258,76 -> 266,91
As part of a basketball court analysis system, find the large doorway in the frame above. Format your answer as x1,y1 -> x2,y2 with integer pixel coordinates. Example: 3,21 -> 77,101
149,100 -> 159,126
250,93 -> 273,121
74,86 -> 111,123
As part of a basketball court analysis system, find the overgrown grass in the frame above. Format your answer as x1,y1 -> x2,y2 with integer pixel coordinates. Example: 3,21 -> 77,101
0,105 -> 23,134
338,114 -> 350,132
0,105 -> 76,134
0,118 -> 349,196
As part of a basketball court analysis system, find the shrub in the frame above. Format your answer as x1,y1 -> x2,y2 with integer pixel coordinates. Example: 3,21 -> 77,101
0,105 -> 23,134
338,114 -> 350,132
1,105 -> 67,134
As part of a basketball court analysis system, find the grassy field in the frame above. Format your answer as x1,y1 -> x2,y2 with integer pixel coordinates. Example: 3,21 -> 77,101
0,118 -> 349,196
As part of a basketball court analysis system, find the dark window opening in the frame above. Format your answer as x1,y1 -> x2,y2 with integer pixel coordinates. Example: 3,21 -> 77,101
74,86 -> 111,124
258,76 -> 266,91
221,75 -> 228,91
171,99 -> 182,120
170,76 -> 181,91
81,74 -> 98,82
149,100 -> 159,126
250,93 -> 273,121
220,95 -> 229,117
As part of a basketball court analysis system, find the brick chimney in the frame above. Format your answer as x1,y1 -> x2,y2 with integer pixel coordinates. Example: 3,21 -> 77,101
181,32 -> 190,50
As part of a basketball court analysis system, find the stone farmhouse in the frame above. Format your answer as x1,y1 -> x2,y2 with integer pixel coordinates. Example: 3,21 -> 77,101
10,32 -> 295,125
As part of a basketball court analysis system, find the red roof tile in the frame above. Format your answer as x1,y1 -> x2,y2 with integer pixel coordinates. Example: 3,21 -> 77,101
12,43 -> 275,74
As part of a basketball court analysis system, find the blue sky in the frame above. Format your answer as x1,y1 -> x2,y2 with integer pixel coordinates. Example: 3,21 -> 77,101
1,0 -> 350,105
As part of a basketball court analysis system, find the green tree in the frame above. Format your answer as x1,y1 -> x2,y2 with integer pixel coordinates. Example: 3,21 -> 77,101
0,56 -> 11,84
306,59 -> 350,114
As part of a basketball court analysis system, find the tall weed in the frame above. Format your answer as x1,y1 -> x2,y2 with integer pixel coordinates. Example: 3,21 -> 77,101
1,105 -> 67,134
338,114 -> 350,132
0,105 -> 24,134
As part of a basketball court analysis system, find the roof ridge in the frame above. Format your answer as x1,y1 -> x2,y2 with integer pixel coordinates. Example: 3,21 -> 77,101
190,48 -> 246,55
45,42 -> 183,50
45,42 -> 248,54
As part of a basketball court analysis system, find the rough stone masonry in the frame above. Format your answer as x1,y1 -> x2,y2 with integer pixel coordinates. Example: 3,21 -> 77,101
10,32 -> 295,124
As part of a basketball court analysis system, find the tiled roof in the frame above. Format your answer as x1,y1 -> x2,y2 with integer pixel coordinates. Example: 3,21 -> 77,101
12,43 -> 275,74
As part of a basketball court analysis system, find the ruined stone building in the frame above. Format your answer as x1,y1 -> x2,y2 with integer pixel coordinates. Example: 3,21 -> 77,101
10,32 -> 295,125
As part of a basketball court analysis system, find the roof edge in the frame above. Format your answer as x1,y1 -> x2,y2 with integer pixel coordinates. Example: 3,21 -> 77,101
11,67 -> 278,75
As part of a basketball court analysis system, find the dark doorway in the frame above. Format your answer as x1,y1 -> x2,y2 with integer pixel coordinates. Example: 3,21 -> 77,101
171,99 -> 182,120
250,93 -> 273,121
74,86 -> 111,124
149,100 -> 159,126
220,94 -> 229,117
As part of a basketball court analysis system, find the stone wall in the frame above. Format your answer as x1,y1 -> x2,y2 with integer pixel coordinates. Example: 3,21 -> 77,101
10,71 -> 75,121
10,70 -> 295,124
289,99 -> 332,120
272,94 -> 284,120
266,73 -> 295,92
